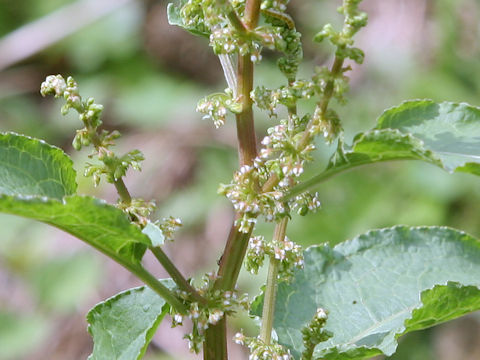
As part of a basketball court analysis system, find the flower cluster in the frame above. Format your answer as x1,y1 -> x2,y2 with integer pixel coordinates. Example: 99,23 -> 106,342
252,80 -> 315,117
116,199 -> 156,227
234,332 -> 292,360
301,308 -> 332,360
245,235 -> 303,280
158,216 -> 183,241
171,273 -> 249,353
40,75 -> 146,188
260,0 -> 289,12
196,89 -> 242,127
313,0 -> 367,64
41,75 -> 158,228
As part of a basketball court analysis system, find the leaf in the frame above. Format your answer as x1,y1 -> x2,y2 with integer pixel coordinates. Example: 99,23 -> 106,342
0,132 -> 76,199
251,226 -> 480,359
290,101 -> 480,198
0,195 -> 150,264
376,100 -> 480,173
87,280 -> 174,360
167,0 -> 210,37
334,100 -> 480,172
0,133 -> 151,264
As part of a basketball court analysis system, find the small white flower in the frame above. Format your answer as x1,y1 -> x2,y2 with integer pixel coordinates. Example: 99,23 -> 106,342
174,314 -> 183,324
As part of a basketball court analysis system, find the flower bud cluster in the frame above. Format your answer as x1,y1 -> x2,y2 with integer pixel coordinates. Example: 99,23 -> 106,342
308,107 -> 342,145
290,192 -> 321,216
246,235 -> 303,280
219,113 -> 323,231
234,332 -> 292,360
312,65 -> 350,105
41,75 -> 157,228
116,198 -> 156,227
41,75 -> 146,189
158,216 -> 183,241
181,0 -> 223,34
196,89 -> 242,128
301,308 -> 332,360
276,28 -> 302,80
252,80 -> 315,117
260,0 -> 289,12
256,120 -> 314,182
218,164 -> 275,233
172,273 -> 249,353
313,0 -> 367,64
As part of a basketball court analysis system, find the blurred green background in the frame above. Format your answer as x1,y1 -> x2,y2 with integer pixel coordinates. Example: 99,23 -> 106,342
1,0 -> 480,359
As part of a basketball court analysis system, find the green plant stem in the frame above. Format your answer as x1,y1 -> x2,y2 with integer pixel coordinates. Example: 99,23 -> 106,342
204,318 -> 227,360
89,129 -> 132,204
216,0 -> 247,33
216,217 -> 254,290
259,217 -> 288,344
203,1 -> 262,358
236,54 -> 257,166
150,246 -> 206,305
260,256 -> 279,344
284,158 -> 412,201
113,177 -> 132,204
298,56 -> 344,150
125,262 -> 188,314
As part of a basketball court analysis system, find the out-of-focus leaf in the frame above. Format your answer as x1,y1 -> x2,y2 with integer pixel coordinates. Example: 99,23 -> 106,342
87,280 -> 174,360
252,226 -> 480,359
0,311 -> 49,360
29,252 -> 101,312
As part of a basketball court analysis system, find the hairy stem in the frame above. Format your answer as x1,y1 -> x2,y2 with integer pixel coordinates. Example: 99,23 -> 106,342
150,246 -> 206,305
259,217 -> 288,344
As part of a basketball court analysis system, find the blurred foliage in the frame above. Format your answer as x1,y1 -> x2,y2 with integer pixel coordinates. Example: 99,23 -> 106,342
1,0 -> 480,359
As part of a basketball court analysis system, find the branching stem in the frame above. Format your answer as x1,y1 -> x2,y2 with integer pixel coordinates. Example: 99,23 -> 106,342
150,246 -> 207,305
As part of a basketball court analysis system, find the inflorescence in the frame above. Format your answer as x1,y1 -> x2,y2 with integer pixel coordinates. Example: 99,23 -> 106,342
40,75 -> 155,227
171,272 -> 249,353
172,0 -> 367,355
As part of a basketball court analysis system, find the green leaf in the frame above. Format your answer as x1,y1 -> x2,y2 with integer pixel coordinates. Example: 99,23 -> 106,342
376,100 -> 480,173
87,280 -> 174,360
0,133 -> 151,264
251,226 -> 480,359
335,100 -> 480,173
167,0 -> 210,37
0,132 -> 76,199
288,101 -> 480,198
0,195 -> 150,264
